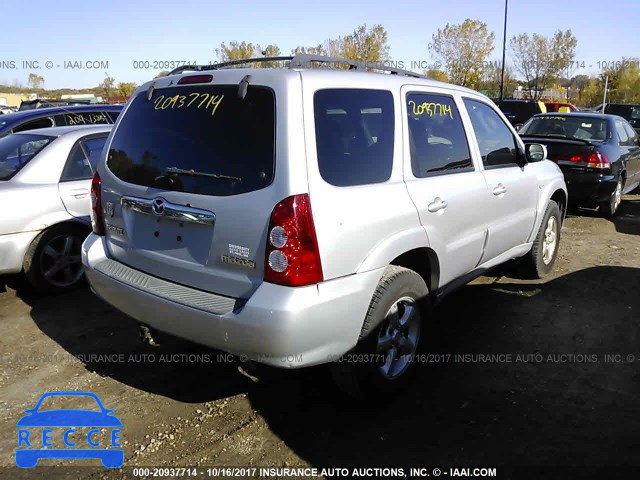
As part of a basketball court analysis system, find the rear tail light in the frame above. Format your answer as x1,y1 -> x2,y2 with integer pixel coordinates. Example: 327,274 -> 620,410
264,194 -> 323,287
90,171 -> 106,235
587,152 -> 610,170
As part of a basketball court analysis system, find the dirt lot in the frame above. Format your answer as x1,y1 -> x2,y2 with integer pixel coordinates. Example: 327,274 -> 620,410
1,195 -> 639,479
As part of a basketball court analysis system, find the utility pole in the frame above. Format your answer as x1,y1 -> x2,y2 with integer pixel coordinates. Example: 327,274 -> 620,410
499,0 -> 509,100
601,76 -> 608,113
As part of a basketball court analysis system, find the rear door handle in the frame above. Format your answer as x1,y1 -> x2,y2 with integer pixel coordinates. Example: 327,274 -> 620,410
427,197 -> 448,213
493,184 -> 507,196
71,188 -> 89,199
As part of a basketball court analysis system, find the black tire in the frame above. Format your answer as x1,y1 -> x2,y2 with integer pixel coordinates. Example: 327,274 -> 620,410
599,177 -> 623,218
23,224 -> 89,293
330,266 -> 429,399
518,200 -> 561,279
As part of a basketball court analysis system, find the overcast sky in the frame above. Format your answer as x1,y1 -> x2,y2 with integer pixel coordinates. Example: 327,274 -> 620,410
1,0 -> 638,89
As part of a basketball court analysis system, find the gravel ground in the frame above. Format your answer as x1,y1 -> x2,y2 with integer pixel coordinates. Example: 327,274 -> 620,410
1,194 -> 639,480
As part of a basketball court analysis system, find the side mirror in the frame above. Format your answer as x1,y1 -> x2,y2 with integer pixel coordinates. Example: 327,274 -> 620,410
514,124 -> 522,132
525,143 -> 547,162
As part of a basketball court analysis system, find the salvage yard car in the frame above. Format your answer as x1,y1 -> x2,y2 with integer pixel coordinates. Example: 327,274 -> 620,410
82,55 -> 567,397
519,112 -> 640,216
0,105 -> 122,138
0,125 -> 112,292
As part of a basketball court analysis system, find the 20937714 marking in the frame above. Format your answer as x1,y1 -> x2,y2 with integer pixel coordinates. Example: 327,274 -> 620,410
132,467 -> 197,477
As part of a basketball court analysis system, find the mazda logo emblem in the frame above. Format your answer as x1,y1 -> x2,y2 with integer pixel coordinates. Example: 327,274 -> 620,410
152,198 -> 166,215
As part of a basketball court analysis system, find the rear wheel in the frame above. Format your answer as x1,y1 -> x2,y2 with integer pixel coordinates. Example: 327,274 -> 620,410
600,177 -> 623,217
23,224 -> 88,293
330,266 -> 429,399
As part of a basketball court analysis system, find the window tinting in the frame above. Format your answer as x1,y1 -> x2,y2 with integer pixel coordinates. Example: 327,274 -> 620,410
314,89 -> 394,186
107,86 -> 275,196
0,133 -> 53,180
13,117 -> 54,133
61,136 -> 107,181
62,144 -> 92,181
622,122 -> 639,146
107,111 -> 120,122
464,98 -> 519,167
615,120 -> 629,145
406,93 -> 472,177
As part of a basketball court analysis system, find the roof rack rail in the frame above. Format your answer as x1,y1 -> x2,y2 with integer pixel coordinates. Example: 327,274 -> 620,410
167,54 -> 426,79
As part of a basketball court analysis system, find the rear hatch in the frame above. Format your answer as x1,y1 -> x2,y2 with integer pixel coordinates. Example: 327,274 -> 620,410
100,77 -> 283,299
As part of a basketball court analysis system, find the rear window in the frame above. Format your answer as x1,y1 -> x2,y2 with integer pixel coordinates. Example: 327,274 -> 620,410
520,116 -> 609,142
314,89 -> 394,186
0,133 -> 54,180
107,85 -> 275,196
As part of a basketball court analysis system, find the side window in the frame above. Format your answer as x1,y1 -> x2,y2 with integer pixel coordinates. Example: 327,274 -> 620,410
61,144 -> 93,181
314,89 -> 394,187
615,120 -> 629,146
622,122 -> 639,146
80,136 -> 108,171
406,93 -> 472,177
464,98 -> 520,168
13,117 -> 54,133
64,112 -> 110,126
107,111 -> 120,122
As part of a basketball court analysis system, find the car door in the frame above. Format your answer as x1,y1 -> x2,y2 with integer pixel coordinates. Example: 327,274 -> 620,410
402,88 -> 490,286
621,121 -> 640,190
58,135 -> 108,218
462,97 -> 538,263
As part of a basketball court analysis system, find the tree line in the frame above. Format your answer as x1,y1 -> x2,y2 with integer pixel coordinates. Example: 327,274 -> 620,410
3,21 -> 638,107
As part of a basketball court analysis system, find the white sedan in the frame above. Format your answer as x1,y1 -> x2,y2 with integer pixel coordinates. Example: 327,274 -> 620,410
0,125 -> 112,292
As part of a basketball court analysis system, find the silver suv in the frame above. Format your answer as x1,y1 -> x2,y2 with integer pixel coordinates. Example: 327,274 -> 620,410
82,55 -> 567,397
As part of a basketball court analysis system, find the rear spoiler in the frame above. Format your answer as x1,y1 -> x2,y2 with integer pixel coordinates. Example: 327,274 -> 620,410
519,136 -> 596,147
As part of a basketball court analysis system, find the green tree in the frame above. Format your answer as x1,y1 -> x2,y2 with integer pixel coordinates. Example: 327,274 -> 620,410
99,73 -> 116,98
599,58 -> 640,103
215,41 -> 281,67
428,19 -> 495,88
27,73 -> 44,90
118,82 -> 137,97
478,60 -> 516,98
426,69 -> 448,82
291,24 -> 391,68
509,30 -> 577,100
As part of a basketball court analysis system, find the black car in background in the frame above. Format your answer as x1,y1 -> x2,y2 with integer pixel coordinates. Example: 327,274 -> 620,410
601,103 -> 640,132
520,113 -> 640,217
19,98 -> 93,111
496,99 -> 547,128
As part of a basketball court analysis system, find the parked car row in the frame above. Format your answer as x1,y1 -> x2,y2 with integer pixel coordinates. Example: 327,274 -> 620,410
1,56 -> 637,399
0,125 -> 112,291
519,112 -> 640,216
0,104 -> 122,138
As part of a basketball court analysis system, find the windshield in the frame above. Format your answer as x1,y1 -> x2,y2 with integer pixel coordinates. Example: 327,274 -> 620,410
35,394 -> 102,412
106,85 -> 275,196
0,133 -> 54,180
519,116 -> 609,142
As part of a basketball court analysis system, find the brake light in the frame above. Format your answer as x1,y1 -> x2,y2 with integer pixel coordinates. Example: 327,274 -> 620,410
264,194 -> 323,287
90,171 -> 106,235
568,154 -> 586,162
177,74 -> 213,85
587,152 -> 610,169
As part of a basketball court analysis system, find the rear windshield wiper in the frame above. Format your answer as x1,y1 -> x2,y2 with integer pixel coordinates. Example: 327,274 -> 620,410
166,167 -> 241,183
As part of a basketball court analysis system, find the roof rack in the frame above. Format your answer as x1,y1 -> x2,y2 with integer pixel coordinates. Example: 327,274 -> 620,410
167,54 -> 426,79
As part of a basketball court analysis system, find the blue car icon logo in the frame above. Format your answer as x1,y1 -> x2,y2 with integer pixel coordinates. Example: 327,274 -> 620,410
15,391 -> 123,468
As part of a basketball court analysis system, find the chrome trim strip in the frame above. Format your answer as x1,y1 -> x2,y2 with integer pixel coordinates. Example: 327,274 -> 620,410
120,196 -> 216,225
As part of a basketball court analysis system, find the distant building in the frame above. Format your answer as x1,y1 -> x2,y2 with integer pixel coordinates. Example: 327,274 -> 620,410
0,92 -> 31,107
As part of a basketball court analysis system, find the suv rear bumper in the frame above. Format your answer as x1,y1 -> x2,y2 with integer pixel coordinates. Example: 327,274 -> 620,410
82,233 -> 382,368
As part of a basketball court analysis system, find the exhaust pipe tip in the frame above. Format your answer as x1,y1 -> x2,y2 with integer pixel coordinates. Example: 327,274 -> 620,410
138,325 -> 161,347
